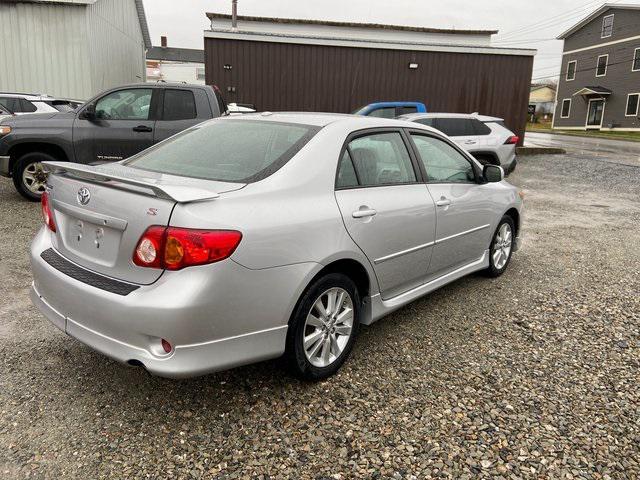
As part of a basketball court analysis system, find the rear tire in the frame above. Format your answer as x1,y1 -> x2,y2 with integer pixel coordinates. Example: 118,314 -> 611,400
13,152 -> 57,201
285,273 -> 360,381
485,215 -> 515,278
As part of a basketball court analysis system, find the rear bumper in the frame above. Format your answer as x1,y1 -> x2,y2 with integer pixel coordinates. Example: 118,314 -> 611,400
0,155 -> 10,177
502,154 -> 517,174
29,228 -> 319,378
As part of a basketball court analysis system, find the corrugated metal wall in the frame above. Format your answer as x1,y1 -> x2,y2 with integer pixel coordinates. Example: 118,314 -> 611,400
205,38 -> 534,141
0,0 -> 145,100
0,2 -> 92,98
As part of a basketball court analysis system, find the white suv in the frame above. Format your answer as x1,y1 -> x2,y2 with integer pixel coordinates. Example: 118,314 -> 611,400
0,93 -> 82,116
397,113 -> 519,174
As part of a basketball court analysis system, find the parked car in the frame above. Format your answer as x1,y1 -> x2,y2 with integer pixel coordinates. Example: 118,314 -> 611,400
0,92 -> 81,115
0,83 -> 227,200
397,112 -> 519,174
30,113 -> 523,381
353,102 -> 427,118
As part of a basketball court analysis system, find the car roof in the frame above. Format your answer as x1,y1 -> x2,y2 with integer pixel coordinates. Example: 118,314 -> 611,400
400,112 -> 504,122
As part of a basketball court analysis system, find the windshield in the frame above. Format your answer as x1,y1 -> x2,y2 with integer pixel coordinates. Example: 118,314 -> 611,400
125,120 -> 320,183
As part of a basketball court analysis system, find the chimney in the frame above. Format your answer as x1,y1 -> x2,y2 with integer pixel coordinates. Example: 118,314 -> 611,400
231,0 -> 238,30
160,36 -> 167,48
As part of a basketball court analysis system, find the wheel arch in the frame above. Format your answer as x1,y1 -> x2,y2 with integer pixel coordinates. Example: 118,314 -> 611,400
8,142 -> 69,175
503,207 -> 520,237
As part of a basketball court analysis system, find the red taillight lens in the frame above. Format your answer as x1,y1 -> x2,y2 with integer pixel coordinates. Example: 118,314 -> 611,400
40,192 -> 56,232
505,135 -> 519,145
133,226 -> 242,270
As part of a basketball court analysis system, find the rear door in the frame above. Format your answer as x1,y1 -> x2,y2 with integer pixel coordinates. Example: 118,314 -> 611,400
408,131 -> 495,277
73,87 -> 157,163
334,129 -> 436,300
153,87 -> 213,143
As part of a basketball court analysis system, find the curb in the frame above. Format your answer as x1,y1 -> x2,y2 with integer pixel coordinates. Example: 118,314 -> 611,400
517,146 -> 566,156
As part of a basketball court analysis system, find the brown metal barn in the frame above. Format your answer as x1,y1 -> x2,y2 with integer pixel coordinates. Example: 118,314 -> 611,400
204,14 -> 535,142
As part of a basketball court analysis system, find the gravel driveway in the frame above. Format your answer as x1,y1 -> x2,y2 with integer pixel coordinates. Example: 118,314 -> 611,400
1,150 -> 638,479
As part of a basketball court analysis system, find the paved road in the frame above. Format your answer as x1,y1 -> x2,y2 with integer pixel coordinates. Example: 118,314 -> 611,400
525,132 -> 640,167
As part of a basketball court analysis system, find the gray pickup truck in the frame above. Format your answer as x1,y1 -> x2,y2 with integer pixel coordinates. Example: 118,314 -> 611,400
0,83 -> 227,200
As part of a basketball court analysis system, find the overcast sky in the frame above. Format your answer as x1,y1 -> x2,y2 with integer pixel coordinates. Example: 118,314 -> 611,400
143,0 -> 640,82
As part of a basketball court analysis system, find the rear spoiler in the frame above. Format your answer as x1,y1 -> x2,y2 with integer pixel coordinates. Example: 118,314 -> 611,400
43,161 -> 220,203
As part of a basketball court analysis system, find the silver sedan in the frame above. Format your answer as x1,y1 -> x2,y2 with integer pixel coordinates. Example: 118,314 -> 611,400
29,113 -> 523,380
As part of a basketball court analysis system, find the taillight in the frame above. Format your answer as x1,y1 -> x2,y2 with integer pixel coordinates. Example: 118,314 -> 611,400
505,135 -> 519,145
133,226 -> 242,270
41,192 -> 56,232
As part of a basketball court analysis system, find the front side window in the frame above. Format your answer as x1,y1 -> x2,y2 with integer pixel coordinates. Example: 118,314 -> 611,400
561,99 -> 572,118
126,120 -> 319,183
633,48 -> 640,71
162,89 -> 197,120
566,61 -> 577,81
347,132 -> 416,186
626,94 -> 640,117
410,134 -> 475,184
601,14 -> 614,38
596,55 -> 608,77
95,88 -> 152,120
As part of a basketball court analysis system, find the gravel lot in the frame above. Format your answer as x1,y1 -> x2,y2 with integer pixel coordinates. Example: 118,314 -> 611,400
1,150 -> 639,479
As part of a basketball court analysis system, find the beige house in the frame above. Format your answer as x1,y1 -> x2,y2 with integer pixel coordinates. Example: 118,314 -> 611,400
529,84 -> 557,118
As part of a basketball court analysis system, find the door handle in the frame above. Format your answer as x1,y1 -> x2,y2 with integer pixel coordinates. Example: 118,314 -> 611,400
352,208 -> 377,218
436,198 -> 452,207
132,125 -> 153,132
464,140 -> 477,145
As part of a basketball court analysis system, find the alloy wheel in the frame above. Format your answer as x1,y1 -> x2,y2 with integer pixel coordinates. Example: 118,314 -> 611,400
492,223 -> 513,270
303,287 -> 354,368
22,162 -> 47,195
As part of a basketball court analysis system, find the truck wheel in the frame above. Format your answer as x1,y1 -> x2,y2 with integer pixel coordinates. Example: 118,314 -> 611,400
13,152 -> 57,201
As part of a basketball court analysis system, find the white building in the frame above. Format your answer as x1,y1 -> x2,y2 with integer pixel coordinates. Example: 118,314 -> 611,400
146,39 -> 205,85
0,0 -> 151,101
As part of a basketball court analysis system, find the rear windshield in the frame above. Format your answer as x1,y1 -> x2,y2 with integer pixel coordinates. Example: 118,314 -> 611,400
125,119 -> 320,183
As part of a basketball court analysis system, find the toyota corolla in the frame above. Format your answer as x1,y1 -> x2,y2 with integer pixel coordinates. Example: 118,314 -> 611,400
30,113 -> 523,380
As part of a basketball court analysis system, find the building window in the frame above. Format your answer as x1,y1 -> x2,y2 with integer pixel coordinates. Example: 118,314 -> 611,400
561,99 -> 572,118
196,67 -> 205,81
633,48 -> 640,72
601,14 -> 614,38
566,60 -> 577,81
626,93 -> 640,117
596,54 -> 608,77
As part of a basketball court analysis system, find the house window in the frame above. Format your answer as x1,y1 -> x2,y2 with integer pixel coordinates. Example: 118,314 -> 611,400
633,48 -> 640,72
566,60 -> 577,81
596,54 -> 608,77
196,67 -> 205,81
626,94 -> 640,117
601,14 -> 614,38
561,99 -> 571,118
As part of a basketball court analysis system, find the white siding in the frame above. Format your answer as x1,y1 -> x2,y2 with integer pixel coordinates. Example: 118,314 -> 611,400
0,0 -> 145,100
0,2 -> 92,98
86,0 -> 146,94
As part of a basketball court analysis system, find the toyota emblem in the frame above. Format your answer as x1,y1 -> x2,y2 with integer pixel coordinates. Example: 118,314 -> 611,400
77,187 -> 91,206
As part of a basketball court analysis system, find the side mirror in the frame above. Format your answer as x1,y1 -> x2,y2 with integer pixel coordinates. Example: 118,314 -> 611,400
483,164 -> 504,183
80,104 -> 96,120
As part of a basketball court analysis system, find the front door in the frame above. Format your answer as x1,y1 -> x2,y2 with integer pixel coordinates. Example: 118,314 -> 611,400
586,99 -> 605,129
334,130 -> 436,300
408,132 -> 495,278
73,88 -> 157,163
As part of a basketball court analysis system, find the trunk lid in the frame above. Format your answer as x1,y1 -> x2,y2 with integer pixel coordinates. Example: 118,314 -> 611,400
45,162 -> 244,285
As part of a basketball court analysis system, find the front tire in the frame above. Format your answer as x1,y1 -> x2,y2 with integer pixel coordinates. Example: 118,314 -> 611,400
285,273 -> 360,381
13,152 -> 57,201
485,215 -> 515,278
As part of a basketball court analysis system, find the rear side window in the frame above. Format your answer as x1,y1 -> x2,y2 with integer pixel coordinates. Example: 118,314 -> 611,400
415,118 -> 435,127
397,106 -> 417,116
163,89 -> 197,120
347,132 -> 416,186
434,118 -> 476,137
336,150 -> 359,188
20,99 -> 37,112
126,120 -> 320,183
368,107 -> 397,119
472,119 -> 492,135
